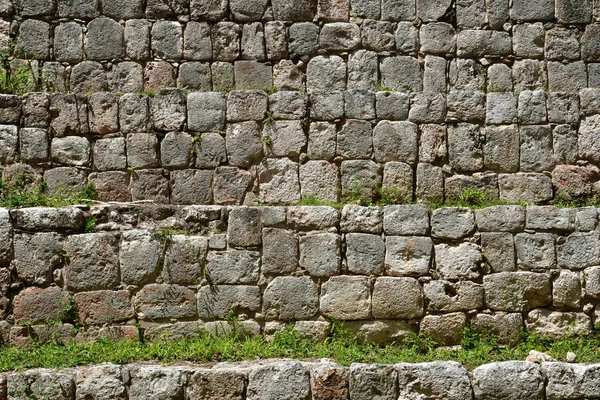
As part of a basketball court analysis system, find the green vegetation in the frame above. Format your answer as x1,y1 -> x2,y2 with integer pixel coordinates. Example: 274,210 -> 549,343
0,179 -> 97,208
263,111 -> 275,126
0,46 -> 43,95
375,80 -> 394,92
3,323 -> 600,372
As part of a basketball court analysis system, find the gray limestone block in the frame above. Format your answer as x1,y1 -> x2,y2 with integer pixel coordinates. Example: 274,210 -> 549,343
526,309 -> 591,338
178,62 -> 211,91
212,22 -> 240,62
372,277 -> 424,319
51,136 -> 90,167
346,233 -> 385,275
498,173 -> 553,204
546,363 -> 600,400
424,280 -> 484,312
145,0 -> 188,18
135,284 -> 197,320
299,232 -> 341,277
582,24 -> 600,61
163,235 -> 208,285
195,132 -> 227,168
227,90 -> 267,122
59,0 -> 100,17
13,232 -> 62,286
420,22 -> 456,54
287,206 -> 340,230
431,207 -> 475,239
119,229 -> 161,285
265,21 -> 288,60
556,0 -> 592,23
269,91 -> 307,119
408,92 -> 446,123
510,0 -> 554,20
125,19 -> 151,60
423,55 -> 447,93
247,363 -> 310,400
272,0 -> 316,20
93,137 -> 126,171
273,60 -> 305,91
86,17 -> 124,61
416,163 -> 443,202
198,285 -> 261,318
310,91 -> 344,121
381,162 -> 413,203
486,93 -> 517,124
18,0 -> 56,16
88,92 -> 118,135
0,124 -> 17,164
435,242 -> 482,281
487,63 -> 513,92
547,61 -> 588,92
395,22 -> 419,53
484,272 -> 551,312
241,22 -> 266,60
299,160 -> 340,203
520,125 -> 554,172
65,233 -> 119,292
258,158 -> 301,204
456,30 -> 511,57
383,204 -> 428,236
361,20 -> 395,52
350,0 -> 380,18
553,270 -> 581,309
546,93 -> 579,124
170,169 -> 213,205
557,232 -> 600,270
289,22 -> 318,56
130,169 -> 170,203
54,22 -> 83,63
226,121 -> 263,168
228,207 -> 261,248
457,0 -> 485,26
17,19 -> 51,60
230,0 -> 268,21
307,122 -> 336,160
348,49 -> 378,91
584,266 -> 600,298
152,20 -> 183,60
306,55 -> 347,92
475,205 -> 525,232
420,313 -> 467,346
444,173 -> 499,201
150,88 -> 186,132
211,62 -> 235,93
512,59 -> 547,92
7,370 -> 75,400
263,120 -> 306,157
213,166 -> 252,205
263,276 -> 318,320
337,119 -> 373,159
19,127 -> 48,164
183,22 -> 212,61
419,124 -> 446,164
545,27 -> 580,60
580,88 -> 600,116
344,90 -> 376,119
119,94 -> 149,134
126,133 -> 159,169
373,121 -> 417,163
513,23 -> 544,58
190,0 -> 227,21
161,131 -> 193,168
380,56 -> 422,92
102,0 -> 144,19
396,362 -> 472,400
262,228 -> 298,275
23,93 -> 49,128
206,249 -> 260,284
188,92 -> 226,132
447,123 -> 483,173
340,159 -> 382,203
0,95 -> 22,126
381,0 -> 414,20
472,362 -> 544,400
318,0 -> 350,21
320,276 -> 371,320
341,205 -> 383,234
446,90 -> 486,122
376,92 -> 409,120
385,236 -> 432,276
470,312 -> 523,346
11,207 -> 83,232
526,205 -> 575,231
70,61 -> 107,93
234,60 -> 272,90
579,115 -> 600,163
349,364 -> 398,400
515,232 -> 556,271
108,61 -> 144,93
449,58 -> 486,91
320,22 -> 361,51
127,366 -> 183,400
75,365 -> 126,400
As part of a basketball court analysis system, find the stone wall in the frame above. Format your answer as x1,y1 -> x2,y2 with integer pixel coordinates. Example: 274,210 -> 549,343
0,0 -> 599,204
1,359 -> 599,399
0,203 -> 599,347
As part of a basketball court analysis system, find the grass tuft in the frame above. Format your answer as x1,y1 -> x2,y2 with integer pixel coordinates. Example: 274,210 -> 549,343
0,180 -> 97,208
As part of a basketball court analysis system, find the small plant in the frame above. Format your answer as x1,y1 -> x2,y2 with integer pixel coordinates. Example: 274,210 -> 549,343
458,187 -> 487,207
137,90 -> 157,97
264,136 -> 273,147
261,156 -> 268,165
127,165 -> 137,174
0,48 -> 41,95
83,216 -> 96,233
0,178 -> 97,208
58,248 -> 69,264
376,80 -> 394,92
263,111 -> 275,126
378,186 -> 410,205
486,81 -> 503,93
263,85 -> 278,95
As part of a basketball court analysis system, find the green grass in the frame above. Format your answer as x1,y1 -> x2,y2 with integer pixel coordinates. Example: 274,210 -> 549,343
0,180 -> 97,208
3,324 -> 600,372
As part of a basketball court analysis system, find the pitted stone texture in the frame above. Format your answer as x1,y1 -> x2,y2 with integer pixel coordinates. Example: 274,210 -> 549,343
128,366 -> 183,400
198,285 -> 261,319
300,161 -> 340,203
135,284 -> 197,320
514,233 -> 556,271
263,120 -> 306,158
337,119 -> 373,159
226,121 -> 263,168
65,233 -> 119,292
396,362 -> 472,400
383,205 -> 429,236
472,362 -> 544,400
263,276 -> 319,320
385,236 -> 432,276
435,242 -> 482,281
475,206 -> 525,232
349,364 -> 398,400
431,208 -> 475,239
151,89 -> 186,132
373,121 -> 418,163
341,205 -> 383,234
13,286 -> 69,324
262,228 -> 298,275
320,23 -> 361,51
372,277 -> 424,319
287,206 -> 339,230
299,233 -> 341,277
161,132 -> 193,168
424,280 -> 484,312
498,173 -> 553,204
553,270 -> 581,309
126,133 -> 159,169
259,158 -> 301,204
74,290 -> 134,325
196,133 -> 227,169
119,230 -> 161,285
163,235 -> 209,285
12,207 -> 84,231
307,55 -> 347,92
484,272 -> 551,312
526,309 -> 592,337
247,362 -> 310,400
380,56 -> 422,92
321,276 -> 371,320
13,232 -> 62,286
51,136 -> 90,167
228,207 -> 261,248
76,364 -> 126,400
481,232 -> 516,272
206,250 -> 260,284
7,371 -> 75,400
187,369 -> 246,400
86,18 -> 124,61
420,312 -> 467,346
448,123 -> 483,172
188,92 -> 226,132
346,233 -> 385,275
545,363 -> 600,400
471,312 -> 523,346
558,232 -> 600,270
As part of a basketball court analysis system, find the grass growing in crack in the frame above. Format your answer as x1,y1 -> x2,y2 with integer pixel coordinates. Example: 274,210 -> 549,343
3,324 -> 600,371
0,180 -> 97,208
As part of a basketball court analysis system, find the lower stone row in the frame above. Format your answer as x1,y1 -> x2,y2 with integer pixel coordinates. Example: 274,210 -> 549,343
1,360 -> 597,400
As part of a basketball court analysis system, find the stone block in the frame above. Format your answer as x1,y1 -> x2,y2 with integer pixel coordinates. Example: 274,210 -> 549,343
51,136 -> 90,167
484,272 -> 551,312
258,158 -> 301,204
511,0 -> 554,20
456,30 -> 511,57
419,124 -> 446,164
381,162 -> 413,203
341,205 -> 383,233
170,169 -> 213,205
119,230 -> 161,285
212,22 -> 240,61
513,23 -> 544,58
234,60 -> 272,90
125,19 -> 150,60
287,207 -> 340,230
263,276 -> 318,320
76,365 -> 126,399
361,20 -> 395,51
300,160 -> 340,203
383,205 -> 429,236
545,27 -> 580,60
163,235 -> 209,285
318,0 -> 350,20
553,270 -> 581,309
102,0 -> 143,19
556,0 -> 592,23
372,277 -> 423,319
375,92 -> 408,120
130,169 -> 170,203
419,22 -> 456,54
579,115 -> 600,163
310,92 -> 344,121
187,369 -> 245,399
447,123 -> 483,172
262,228 -> 298,275
13,286 -> 69,324
380,56 -> 422,92
13,232 -> 62,286
248,363 -> 310,400
145,61 -> 178,90
385,236 -> 432,276
17,19 -> 50,60
340,160 -> 382,203
320,23 -> 361,51
226,121 -> 263,167
526,309 -> 592,337
190,0 -> 227,20
272,0 -> 316,20
344,90 -> 376,119
269,91 -> 307,120
263,120 -> 306,157
195,132 -> 226,169
299,233 -> 341,277
307,122 -> 336,160
435,242 -> 482,280
126,133 -> 159,169
12,207 -> 83,232
288,22 -> 318,56
187,92 -> 225,132
481,232 -> 516,272
307,56 -> 347,92
161,132 -> 193,169
546,363 -> 600,400
520,125 -> 554,172
470,312 -> 523,346
373,121 -> 417,163
19,127 -> 48,163
526,206 -> 575,231
396,362 -> 472,400
447,90 -> 486,122
512,59 -> 547,92
584,266 -> 600,298
178,62 -> 211,91
44,167 -> 86,195
514,233 -> 556,271
128,366 -> 183,400
486,93 -> 517,124
213,166 -> 252,205
206,249 -> 260,284
86,17 -> 123,61
349,364 -> 398,400
547,93 -> 579,124
135,284 -> 197,320
395,22 -> 419,53
54,21 -> 83,63
557,232 -> 600,269
227,90 -> 267,122
553,124 -> 578,165
119,94 -> 149,134
431,208 -> 475,239
346,233 -> 385,275
582,24 -> 600,61
74,290 -> 134,325
482,124 -> 519,172
420,313 -> 466,346
547,61 -> 587,92
337,119 -> 373,159
65,233 -> 119,292
273,60 -> 304,91
88,92 -> 118,135
150,88 -> 186,132
416,163 -> 443,202
321,276 -> 370,320
424,280 -> 483,312
228,207 -> 261,248
423,55 -> 447,93
498,172 -> 553,204
265,21 -> 288,60
151,21 -> 183,60
381,0 -> 414,20
70,61 -> 107,93
198,285 -> 261,319
19,0 -> 56,16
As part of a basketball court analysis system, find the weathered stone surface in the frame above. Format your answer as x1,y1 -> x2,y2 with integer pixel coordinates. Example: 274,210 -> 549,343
7,371 -> 75,400
263,120 -> 305,157
300,161 -> 340,203
150,89 -> 186,132
13,286 -> 69,324
514,233 -> 556,271
373,121 -> 417,163
425,280 -> 483,312
287,207 -> 339,230
527,309 -> 592,337
420,312 -> 467,346
13,232 -> 62,286
545,363 -> 600,400
557,232 -> 600,269
196,133 -> 227,169
76,364 -> 126,400
65,233 -> 119,292
349,364 -> 398,400
247,362 -> 310,400
484,272 -> 551,312
206,250 -> 260,284
130,169 -> 170,203
187,368 -> 246,400
226,121 -> 263,168
299,233 -> 340,277
341,205 -> 383,234
396,362 -> 472,400
553,270 -> 581,309
307,55 -> 346,92
263,276 -> 318,320
475,206 -> 525,232
126,133 -> 159,169
431,208 -> 475,239
120,230 -> 161,285
135,284 -> 197,320
472,362 -> 544,400
74,290 -> 134,325
188,92 -> 226,132
470,312 -> 523,346
372,277 -> 424,319
380,56 -> 422,92
448,123 -> 483,172
163,235 -> 208,285
320,23 -> 361,51
228,207 -> 261,248
262,228 -> 298,275
321,276 -> 370,320
385,236 -> 432,276
51,136 -> 90,167
12,207 -> 84,231
259,158 -> 300,204
481,232 -> 516,272
435,242 -> 482,280
198,285 -> 261,319
498,173 -> 554,204
346,233 -> 385,275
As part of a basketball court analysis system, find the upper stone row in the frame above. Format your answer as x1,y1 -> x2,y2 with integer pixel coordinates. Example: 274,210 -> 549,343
7,0 -> 600,24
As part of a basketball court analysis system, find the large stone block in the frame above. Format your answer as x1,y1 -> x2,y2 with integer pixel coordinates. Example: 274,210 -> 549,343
420,22 -> 456,54
119,230 -> 161,285
17,19 -> 51,60
65,233 -> 120,292
340,160 -> 382,203
470,312 -> 523,346
321,276 -> 370,320
484,272 -> 551,312
50,95 -> 88,136
557,232 -> 600,269
447,123 -> 483,172
150,88 -> 186,132
198,285 -> 261,319
86,18 -> 123,60
263,276 -> 318,320
74,290 -> 134,325
126,133 -> 159,169
483,125 -> 519,172
247,362 -> 311,400
385,235 -> 432,277
372,121 -> 417,163
135,284 -> 197,320
272,0 -> 316,20
13,287 -> 69,324
259,158 -> 301,204
213,166 -> 252,205
481,232 -> 516,272
299,233 -> 341,277
130,169 -> 170,203
396,362 -> 472,400
511,0 -> 554,20
13,232 -> 62,286
320,23 -> 361,51
431,208 -> 475,239
372,277 -> 423,319
346,233 -> 385,275
306,56 -> 347,92
337,119 -> 373,159
420,312 -> 467,346
349,364 -> 398,400
380,56 -> 422,92
212,22 -> 240,61
228,207 -> 262,248
19,127 -> 48,164
299,160 -> 340,203
163,235 -> 209,285
161,131 -> 193,168
262,228 -> 298,275
546,363 -> 600,400
188,92 -> 226,132
263,120 -> 306,157
435,242 -> 482,281
498,173 -> 553,204
125,19 -> 150,60
515,233 -> 556,271
226,121 -> 263,168
526,309 -> 592,337
361,20 -> 395,51
187,369 -> 246,400
553,270 -> 581,309
456,30 -> 511,57
341,205 -> 383,233
51,136 -> 90,167
472,362 -> 544,400
206,250 -> 260,284
424,280 -> 483,312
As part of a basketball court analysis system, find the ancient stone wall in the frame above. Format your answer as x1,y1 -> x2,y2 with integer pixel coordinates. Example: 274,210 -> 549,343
0,359 -> 598,399
0,0 -> 599,204
0,203 -> 598,347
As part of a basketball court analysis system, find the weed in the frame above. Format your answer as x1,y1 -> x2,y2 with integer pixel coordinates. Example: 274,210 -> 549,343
127,166 -> 137,174
0,45 -> 41,95
376,80 -> 394,92
83,216 -> 96,233
378,186 -> 410,205
264,136 -> 273,147
0,179 -> 97,208
486,81 -> 503,93
263,111 -> 275,126
263,85 -> 278,95
261,156 -> 268,165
